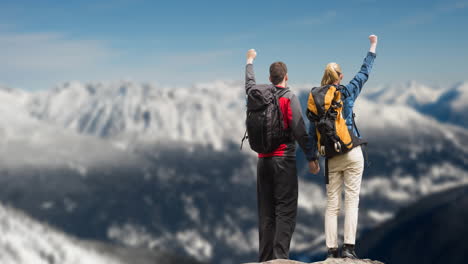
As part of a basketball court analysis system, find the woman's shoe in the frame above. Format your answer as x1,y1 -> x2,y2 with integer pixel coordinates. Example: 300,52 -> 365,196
327,248 -> 339,258
341,244 -> 359,259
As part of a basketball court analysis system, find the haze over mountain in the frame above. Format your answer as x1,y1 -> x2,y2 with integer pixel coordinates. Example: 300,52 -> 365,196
0,80 -> 466,263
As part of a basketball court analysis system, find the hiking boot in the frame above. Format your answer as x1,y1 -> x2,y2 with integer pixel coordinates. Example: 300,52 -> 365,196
341,244 -> 359,259
327,248 -> 339,258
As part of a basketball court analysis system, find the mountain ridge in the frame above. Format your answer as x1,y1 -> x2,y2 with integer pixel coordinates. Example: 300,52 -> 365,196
357,185 -> 468,264
0,80 -> 467,263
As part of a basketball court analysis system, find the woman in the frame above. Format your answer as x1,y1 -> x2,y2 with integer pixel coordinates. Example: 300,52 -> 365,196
308,35 -> 378,259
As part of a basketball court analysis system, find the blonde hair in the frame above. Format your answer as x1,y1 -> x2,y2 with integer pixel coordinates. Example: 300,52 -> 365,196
321,62 -> 342,86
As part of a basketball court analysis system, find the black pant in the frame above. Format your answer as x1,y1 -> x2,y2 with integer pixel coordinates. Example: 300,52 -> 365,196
257,156 -> 298,262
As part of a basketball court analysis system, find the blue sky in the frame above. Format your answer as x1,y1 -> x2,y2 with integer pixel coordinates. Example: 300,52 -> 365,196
1,0 -> 467,90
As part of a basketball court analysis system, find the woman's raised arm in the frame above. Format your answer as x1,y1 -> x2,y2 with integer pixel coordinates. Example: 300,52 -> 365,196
342,35 -> 378,100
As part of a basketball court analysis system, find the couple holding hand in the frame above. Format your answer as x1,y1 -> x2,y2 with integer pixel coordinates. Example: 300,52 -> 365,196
243,35 -> 377,262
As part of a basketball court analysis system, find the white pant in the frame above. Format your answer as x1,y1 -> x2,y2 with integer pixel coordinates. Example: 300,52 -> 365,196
325,145 -> 364,248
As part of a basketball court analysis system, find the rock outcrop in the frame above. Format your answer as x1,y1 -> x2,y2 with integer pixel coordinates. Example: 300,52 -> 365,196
244,258 -> 384,264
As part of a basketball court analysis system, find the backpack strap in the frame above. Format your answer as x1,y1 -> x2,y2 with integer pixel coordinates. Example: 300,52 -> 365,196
311,85 -> 337,117
352,112 -> 361,138
275,86 -> 290,98
311,86 -> 325,117
352,112 -> 371,167
361,143 -> 371,167
325,158 -> 329,184
240,128 -> 248,150
274,87 -> 294,141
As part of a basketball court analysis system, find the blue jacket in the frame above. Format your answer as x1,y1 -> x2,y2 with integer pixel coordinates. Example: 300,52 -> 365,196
307,52 -> 376,160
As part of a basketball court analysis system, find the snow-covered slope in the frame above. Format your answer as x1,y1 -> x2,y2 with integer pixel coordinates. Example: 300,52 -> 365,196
364,81 -> 443,106
354,97 -> 468,198
448,81 -> 468,111
27,81 -> 246,150
23,80 -> 468,151
0,85 -> 148,171
0,202 -> 201,264
362,80 -> 468,128
0,203 -> 122,264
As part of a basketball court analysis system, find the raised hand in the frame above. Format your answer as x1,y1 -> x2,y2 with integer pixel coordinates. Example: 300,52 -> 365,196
369,35 -> 378,53
246,49 -> 257,64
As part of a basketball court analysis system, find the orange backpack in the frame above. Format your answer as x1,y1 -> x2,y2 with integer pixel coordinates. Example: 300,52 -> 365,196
306,85 -> 360,158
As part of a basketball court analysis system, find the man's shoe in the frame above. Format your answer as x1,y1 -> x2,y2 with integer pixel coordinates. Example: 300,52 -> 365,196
341,244 -> 359,259
327,248 -> 339,258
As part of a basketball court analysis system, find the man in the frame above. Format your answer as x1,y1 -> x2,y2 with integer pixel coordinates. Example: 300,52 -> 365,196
244,49 -> 319,262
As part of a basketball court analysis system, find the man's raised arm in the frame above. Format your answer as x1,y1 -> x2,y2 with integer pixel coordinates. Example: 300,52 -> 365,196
245,49 -> 257,94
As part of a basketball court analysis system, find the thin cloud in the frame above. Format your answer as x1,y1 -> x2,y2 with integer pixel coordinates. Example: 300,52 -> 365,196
291,10 -> 337,26
160,50 -> 234,66
221,33 -> 257,44
0,28 -> 236,90
0,24 -> 14,31
399,12 -> 437,25
125,49 -> 236,82
398,0 -> 468,25
83,0 -> 142,9
0,32 -> 115,71
439,0 -> 468,11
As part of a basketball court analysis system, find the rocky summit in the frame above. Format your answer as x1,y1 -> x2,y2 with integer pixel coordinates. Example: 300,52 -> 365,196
244,258 -> 384,264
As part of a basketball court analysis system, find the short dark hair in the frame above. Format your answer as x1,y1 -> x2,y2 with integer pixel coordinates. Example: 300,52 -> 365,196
269,61 -> 287,85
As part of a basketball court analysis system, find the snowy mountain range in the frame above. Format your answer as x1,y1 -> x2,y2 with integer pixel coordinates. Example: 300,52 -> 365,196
0,202 -> 200,264
0,80 -> 467,263
0,203 -> 122,264
26,80 -> 246,151
19,79 -> 468,146
364,80 -> 468,127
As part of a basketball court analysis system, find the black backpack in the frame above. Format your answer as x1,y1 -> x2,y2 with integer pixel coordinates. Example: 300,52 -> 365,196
240,85 -> 289,153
